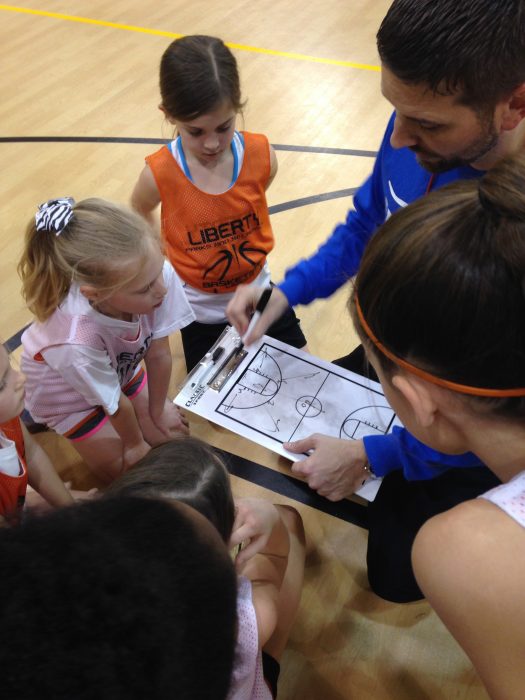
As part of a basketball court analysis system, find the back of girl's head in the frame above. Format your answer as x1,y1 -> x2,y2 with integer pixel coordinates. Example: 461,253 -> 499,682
159,35 -> 243,121
106,436 -> 235,542
353,152 -> 525,419
19,197 -> 158,322
0,496 -> 237,700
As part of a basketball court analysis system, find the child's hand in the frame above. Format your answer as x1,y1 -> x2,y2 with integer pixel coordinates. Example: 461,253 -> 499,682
123,439 -> 151,471
230,498 -> 280,568
139,403 -> 189,446
227,285 -> 289,345
63,482 -> 99,501
152,403 -> 190,440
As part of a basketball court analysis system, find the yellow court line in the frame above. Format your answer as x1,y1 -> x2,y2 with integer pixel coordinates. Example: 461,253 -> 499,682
0,3 -> 380,72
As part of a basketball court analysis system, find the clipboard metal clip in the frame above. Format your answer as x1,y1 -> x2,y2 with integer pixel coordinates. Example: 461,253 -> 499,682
180,326 -> 247,398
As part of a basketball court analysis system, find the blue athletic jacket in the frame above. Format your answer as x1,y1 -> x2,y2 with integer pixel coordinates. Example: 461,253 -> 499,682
279,112 -> 483,480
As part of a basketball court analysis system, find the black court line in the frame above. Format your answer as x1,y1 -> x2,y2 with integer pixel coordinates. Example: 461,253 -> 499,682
273,143 -> 377,158
269,188 -> 357,214
4,326 -> 30,354
217,448 -> 368,529
0,135 -> 377,159
0,136 -> 168,145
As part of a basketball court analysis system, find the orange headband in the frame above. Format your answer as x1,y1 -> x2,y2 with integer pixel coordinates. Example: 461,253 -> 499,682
354,293 -> 525,398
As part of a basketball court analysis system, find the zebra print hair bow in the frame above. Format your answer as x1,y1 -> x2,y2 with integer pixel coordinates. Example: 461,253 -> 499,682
35,197 -> 75,235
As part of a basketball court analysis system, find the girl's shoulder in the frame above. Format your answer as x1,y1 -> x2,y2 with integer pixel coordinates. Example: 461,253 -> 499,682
0,416 -> 22,438
238,131 -> 269,147
26,286 -> 90,329
21,286 -> 120,355
149,260 -> 195,333
238,130 -> 267,138
237,132 -> 274,185
160,258 -> 180,287
59,284 -> 92,316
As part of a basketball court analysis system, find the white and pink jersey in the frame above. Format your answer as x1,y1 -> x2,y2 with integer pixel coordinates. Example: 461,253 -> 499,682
481,471 -> 525,529
21,261 -> 194,434
228,576 -> 272,700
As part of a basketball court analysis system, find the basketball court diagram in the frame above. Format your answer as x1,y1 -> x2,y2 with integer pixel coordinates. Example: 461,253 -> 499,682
215,343 -> 397,447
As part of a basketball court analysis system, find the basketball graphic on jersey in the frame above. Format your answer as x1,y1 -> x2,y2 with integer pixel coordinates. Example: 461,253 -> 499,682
203,240 -> 267,282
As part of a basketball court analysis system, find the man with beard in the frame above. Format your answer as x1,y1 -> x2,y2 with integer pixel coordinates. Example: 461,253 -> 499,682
227,0 -> 525,603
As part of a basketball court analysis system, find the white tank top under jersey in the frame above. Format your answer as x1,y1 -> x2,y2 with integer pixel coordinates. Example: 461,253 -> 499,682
228,575 -> 272,700
168,132 -> 271,324
481,471 -> 525,529
21,261 -> 194,434
0,432 -> 22,477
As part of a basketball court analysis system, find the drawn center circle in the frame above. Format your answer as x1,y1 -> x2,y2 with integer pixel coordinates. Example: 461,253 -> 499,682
295,395 -> 322,418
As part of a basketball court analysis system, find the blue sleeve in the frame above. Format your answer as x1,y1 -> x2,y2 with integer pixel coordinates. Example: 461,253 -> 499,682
278,131 -> 389,307
363,426 -> 483,481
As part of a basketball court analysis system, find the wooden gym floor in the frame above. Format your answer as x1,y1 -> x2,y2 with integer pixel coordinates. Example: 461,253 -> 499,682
0,2 -> 487,697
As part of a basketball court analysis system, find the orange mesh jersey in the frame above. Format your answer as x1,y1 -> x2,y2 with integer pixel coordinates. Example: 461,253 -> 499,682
146,131 -> 274,293
0,417 -> 28,523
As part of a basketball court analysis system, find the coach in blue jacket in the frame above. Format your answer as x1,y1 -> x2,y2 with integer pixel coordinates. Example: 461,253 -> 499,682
228,0 -> 525,602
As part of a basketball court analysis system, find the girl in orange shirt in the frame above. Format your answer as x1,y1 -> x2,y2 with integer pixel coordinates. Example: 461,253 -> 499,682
131,35 -> 307,370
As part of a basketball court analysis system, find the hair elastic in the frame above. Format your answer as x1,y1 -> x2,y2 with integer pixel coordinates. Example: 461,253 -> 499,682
478,187 -> 502,220
354,293 -> 525,398
35,197 -> 75,236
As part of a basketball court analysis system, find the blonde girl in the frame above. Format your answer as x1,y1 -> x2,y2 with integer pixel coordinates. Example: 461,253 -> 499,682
131,35 -> 306,370
19,197 -> 195,482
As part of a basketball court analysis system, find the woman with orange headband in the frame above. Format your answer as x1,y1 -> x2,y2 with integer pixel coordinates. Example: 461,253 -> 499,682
352,152 -> 525,697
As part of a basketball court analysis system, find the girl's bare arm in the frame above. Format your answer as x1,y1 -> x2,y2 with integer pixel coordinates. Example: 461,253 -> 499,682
22,423 -> 74,507
143,337 -> 189,438
108,393 -> 150,469
131,164 -> 162,231
233,501 -> 291,647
